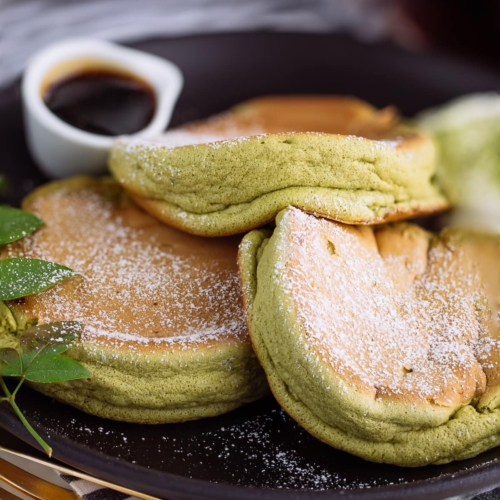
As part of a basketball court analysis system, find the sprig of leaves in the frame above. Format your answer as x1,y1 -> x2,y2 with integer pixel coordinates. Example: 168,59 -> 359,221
0,322 -> 90,455
0,205 -> 88,456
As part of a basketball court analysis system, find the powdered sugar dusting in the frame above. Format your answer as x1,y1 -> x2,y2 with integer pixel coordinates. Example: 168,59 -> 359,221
29,402 -> 413,491
118,131 -> 229,150
115,108 -> 269,152
115,130 -> 268,153
11,186 -> 247,346
276,208 -> 499,405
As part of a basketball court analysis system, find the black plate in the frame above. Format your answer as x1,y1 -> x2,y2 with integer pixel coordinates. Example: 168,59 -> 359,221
1,33 -> 500,500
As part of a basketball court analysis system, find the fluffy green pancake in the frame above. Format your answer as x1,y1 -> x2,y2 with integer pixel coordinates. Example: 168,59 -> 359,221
0,177 -> 268,423
109,96 -> 448,237
239,207 -> 500,466
416,93 -> 500,231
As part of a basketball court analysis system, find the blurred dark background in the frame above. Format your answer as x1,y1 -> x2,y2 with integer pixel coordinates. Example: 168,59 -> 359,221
398,0 -> 500,69
1,0 -> 500,89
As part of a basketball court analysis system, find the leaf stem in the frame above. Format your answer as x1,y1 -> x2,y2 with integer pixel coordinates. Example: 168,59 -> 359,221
0,377 -> 11,398
10,377 -> 24,399
0,377 -> 52,457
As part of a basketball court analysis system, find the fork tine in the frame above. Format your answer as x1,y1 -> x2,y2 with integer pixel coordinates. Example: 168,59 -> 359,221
0,445 -> 160,500
0,457 -> 79,500
0,484 -> 28,500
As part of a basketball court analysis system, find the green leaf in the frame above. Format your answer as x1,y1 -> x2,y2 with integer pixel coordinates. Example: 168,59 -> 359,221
0,258 -> 77,300
20,321 -> 81,360
19,322 -> 90,383
24,355 -> 89,383
0,201 -> 88,456
0,206 -> 44,245
0,348 -> 22,377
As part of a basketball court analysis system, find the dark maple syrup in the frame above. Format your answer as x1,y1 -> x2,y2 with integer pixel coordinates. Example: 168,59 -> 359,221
43,70 -> 156,136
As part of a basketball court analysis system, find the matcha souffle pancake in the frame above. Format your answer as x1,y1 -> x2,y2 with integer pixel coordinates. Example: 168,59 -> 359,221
109,96 -> 448,236
0,177 -> 268,423
239,207 -> 500,466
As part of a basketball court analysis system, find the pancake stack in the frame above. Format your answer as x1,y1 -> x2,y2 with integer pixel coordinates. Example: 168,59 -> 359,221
239,207 -> 500,466
1,177 -> 268,423
109,96 -> 448,236
3,95 -> 499,467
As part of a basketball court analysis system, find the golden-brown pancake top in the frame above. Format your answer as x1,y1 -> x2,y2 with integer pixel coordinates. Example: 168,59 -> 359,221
5,178 -> 246,351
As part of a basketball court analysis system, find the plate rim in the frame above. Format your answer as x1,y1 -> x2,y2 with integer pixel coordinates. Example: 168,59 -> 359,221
1,405 -> 500,500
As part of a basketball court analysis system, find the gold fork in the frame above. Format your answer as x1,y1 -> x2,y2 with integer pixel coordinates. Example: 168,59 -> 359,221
0,488 -> 26,500
0,456 -> 78,499
0,484 -> 33,500
0,444 -> 161,500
